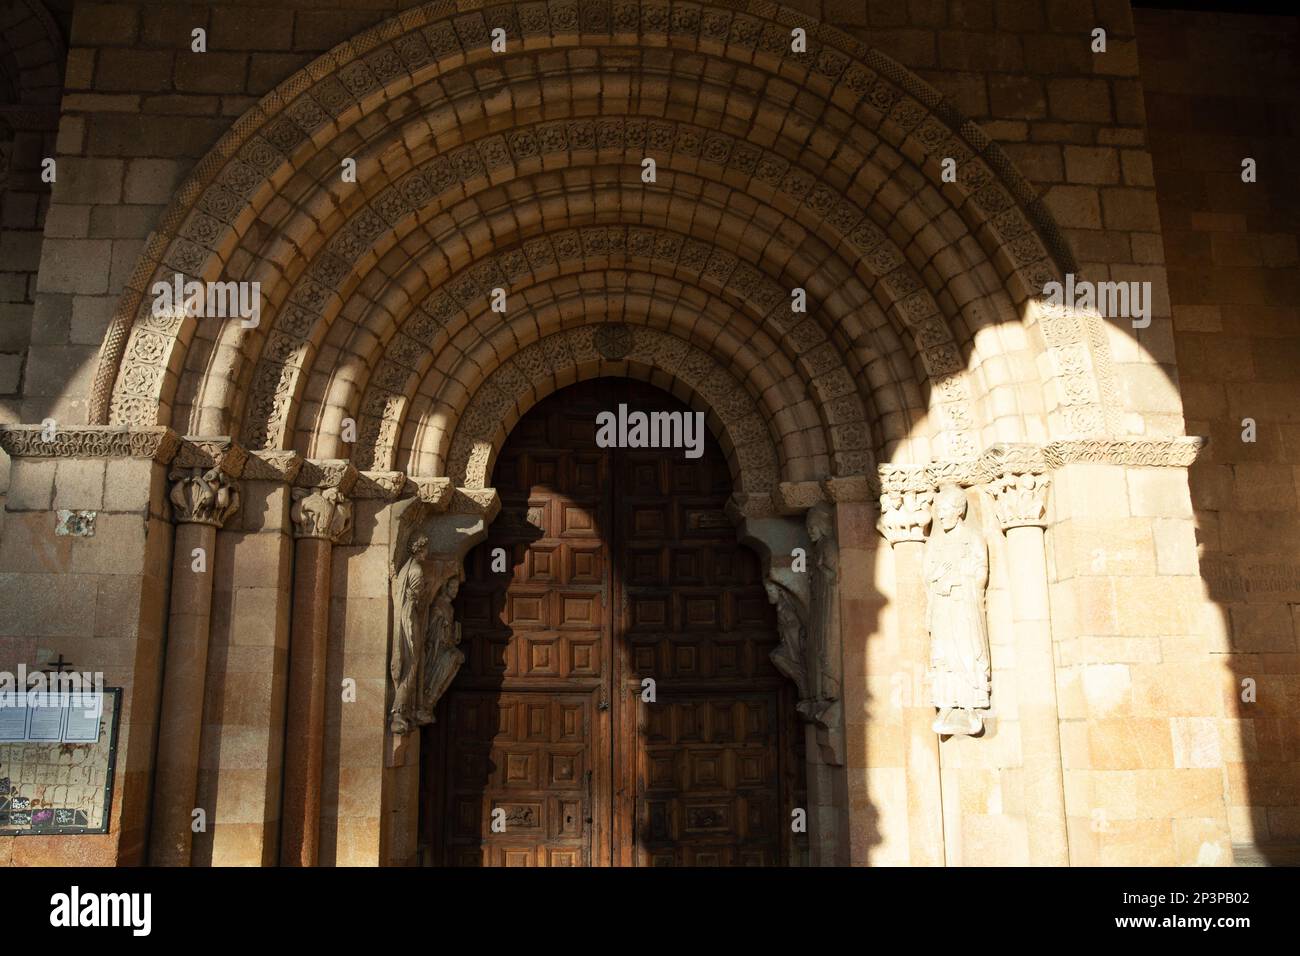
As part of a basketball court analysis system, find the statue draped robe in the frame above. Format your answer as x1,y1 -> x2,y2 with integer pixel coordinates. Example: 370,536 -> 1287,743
924,520 -> 990,711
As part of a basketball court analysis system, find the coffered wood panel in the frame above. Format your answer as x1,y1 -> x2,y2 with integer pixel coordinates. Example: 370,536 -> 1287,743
427,379 -> 805,866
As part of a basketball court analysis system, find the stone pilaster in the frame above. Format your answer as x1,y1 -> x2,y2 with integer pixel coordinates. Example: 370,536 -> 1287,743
981,444 -> 1068,867
150,438 -> 244,866
281,463 -> 357,867
876,468 -> 944,866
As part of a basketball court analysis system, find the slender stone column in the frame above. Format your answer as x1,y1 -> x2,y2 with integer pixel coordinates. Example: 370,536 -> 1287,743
281,464 -> 356,866
986,459 -> 1069,865
877,482 -> 944,866
149,452 -> 242,865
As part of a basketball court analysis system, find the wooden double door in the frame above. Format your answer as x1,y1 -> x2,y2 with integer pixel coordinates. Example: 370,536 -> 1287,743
424,379 -> 805,866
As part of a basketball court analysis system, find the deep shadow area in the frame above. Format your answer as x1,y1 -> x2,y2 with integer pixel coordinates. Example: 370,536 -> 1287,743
419,377 -> 822,866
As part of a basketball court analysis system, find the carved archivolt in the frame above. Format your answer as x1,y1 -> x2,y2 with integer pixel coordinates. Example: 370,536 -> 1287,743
447,325 -> 781,494
91,0 -> 1107,477
334,226 -> 877,476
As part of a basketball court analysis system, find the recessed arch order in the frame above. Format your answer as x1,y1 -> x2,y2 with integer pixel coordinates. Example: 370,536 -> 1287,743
91,0 -> 1121,494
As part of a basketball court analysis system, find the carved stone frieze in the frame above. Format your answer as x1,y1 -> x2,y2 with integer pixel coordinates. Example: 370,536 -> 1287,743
0,425 -> 180,462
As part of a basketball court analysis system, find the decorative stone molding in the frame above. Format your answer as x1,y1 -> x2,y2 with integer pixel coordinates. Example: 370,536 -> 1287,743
242,449 -> 303,483
448,325 -> 780,493
1042,436 -> 1206,469
352,470 -> 406,500
294,459 -> 359,495
823,475 -> 878,503
336,224 -> 877,473
0,425 -> 180,462
91,1 -> 1101,485
777,481 -> 825,512
290,487 -> 354,543
175,436 -> 248,477
725,492 -> 780,521
168,466 -> 241,527
411,477 -> 454,508
450,487 -> 500,517
875,438 -> 1204,541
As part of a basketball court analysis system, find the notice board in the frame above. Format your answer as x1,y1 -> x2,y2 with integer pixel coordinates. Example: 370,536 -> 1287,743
0,687 -> 121,835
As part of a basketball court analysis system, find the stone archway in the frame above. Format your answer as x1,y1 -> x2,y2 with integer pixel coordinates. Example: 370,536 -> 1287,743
64,0 -> 1215,868
88,0 -> 1117,478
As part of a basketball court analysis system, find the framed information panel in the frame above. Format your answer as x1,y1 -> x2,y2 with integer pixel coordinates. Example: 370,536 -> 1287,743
0,687 -> 121,836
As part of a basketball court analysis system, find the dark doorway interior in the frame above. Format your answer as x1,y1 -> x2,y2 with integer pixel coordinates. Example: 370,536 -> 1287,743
421,378 -> 807,865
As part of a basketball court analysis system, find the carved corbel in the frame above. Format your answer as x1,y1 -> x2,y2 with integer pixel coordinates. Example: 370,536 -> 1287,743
387,486 -> 500,737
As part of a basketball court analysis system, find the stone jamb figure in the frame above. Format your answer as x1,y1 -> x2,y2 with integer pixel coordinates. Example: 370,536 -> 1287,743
765,580 -> 809,702
415,575 -> 464,725
801,502 -> 841,725
924,483 -> 991,736
389,534 -> 430,735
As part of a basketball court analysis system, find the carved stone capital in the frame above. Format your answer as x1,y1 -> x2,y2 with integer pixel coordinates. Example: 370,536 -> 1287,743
978,443 -> 1051,530
291,486 -> 354,543
776,480 -> 825,513
411,476 -> 454,510
877,488 -> 934,545
169,466 -> 241,527
986,471 -> 1051,530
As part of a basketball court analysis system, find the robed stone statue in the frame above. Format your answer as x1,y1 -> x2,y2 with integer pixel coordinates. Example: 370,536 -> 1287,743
924,484 -> 991,736
415,576 -> 463,725
389,534 -> 430,735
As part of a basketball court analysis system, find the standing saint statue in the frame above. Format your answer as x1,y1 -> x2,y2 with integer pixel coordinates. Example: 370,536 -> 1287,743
924,484 -> 991,736
765,581 -> 809,702
389,534 -> 430,735
801,504 -> 843,765
416,576 -> 464,724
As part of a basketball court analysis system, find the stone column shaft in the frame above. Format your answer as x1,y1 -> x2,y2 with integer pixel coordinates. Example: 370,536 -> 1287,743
1007,522 -> 1069,865
281,537 -> 333,866
893,539 -> 946,866
149,521 -> 217,866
